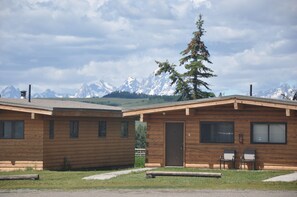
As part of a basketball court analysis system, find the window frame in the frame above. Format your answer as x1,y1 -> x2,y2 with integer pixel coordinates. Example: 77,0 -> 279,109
200,121 -> 234,144
69,120 -> 79,139
251,122 -> 287,144
49,120 -> 54,139
98,120 -> 107,138
0,120 -> 24,139
121,121 -> 129,138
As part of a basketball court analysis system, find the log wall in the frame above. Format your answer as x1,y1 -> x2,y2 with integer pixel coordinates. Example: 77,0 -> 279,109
0,110 -> 135,171
43,117 -> 135,170
144,104 -> 297,170
0,110 -> 44,171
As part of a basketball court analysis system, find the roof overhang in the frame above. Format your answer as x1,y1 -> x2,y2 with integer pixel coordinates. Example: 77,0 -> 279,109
0,104 -> 53,115
123,96 -> 297,117
0,103 -> 122,118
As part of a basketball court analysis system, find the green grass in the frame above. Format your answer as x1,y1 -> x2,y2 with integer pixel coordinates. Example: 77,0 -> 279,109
0,167 -> 296,190
134,156 -> 145,168
52,97 -> 175,109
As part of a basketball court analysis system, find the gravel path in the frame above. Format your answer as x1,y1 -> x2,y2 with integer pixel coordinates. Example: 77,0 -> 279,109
0,189 -> 296,197
83,168 -> 154,180
263,172 -> 297,182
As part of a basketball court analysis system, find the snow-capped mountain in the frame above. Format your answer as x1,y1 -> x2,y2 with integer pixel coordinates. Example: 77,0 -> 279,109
116,72 -> 175,96
74,81 -> 115,98
0,85 -> 20,98
255,83 -> 296,100
33,89 -> 64,98
137,72 -> 175,95
1,75 -> 296,99
117,77 -> 141,93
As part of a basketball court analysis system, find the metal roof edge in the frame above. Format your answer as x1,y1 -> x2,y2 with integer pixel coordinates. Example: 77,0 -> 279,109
123,95 -> 297,113
0,101 -> 53,111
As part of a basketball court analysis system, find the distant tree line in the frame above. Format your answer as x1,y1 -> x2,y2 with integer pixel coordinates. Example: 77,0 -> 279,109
103,91 -> 180,102
103,91 -> 149,99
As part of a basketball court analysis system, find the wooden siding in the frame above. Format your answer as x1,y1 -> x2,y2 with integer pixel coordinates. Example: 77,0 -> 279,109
0,109 -> 135,171
43,117 -> 135,170
0,110 -> 44,171
144,104 -> 297,170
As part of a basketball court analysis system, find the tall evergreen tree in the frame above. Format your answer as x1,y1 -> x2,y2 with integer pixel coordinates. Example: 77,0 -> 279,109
156,15 -> 216,100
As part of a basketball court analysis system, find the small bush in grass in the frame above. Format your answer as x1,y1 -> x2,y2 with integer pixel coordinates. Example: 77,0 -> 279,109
135,156 -> 145,168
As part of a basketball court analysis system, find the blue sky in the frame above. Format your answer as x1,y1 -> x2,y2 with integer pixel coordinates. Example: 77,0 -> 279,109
0,0 -> 296,95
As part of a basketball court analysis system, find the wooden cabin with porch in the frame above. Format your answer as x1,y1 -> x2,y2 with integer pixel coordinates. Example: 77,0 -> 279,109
123,95 -> 297,170
0,98 -> 135,171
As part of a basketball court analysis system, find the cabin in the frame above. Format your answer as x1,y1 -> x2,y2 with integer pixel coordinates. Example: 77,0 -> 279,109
123,95 -> 297,170
0,98 -> 135,171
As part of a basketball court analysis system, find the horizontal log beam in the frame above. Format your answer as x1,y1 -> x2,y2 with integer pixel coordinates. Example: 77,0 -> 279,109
146,171 -> 221,178
124,100 -> 235,116
0,105 -> 52,115
0,174 -> 39,180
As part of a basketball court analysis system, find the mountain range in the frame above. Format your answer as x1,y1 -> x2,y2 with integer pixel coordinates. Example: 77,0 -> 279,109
0,72 -> 296,100
254,83 -> 296,100
0,71 -> 176,99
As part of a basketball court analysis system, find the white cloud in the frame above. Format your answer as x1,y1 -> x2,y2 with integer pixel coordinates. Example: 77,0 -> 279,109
209,41 -> 297,94
207,26 -> 254,42
53,35 -> 99,44
0,0 -> 296,94
79,55 -> 163,86
191,0 -> 212,8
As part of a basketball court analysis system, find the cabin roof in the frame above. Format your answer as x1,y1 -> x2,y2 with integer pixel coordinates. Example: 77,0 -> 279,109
0,98 -> 121,117
123,95 -> 297,117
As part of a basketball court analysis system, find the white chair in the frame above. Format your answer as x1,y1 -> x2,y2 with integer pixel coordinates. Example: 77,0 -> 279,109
220,149 -> 236,169
240,149 -> 256,170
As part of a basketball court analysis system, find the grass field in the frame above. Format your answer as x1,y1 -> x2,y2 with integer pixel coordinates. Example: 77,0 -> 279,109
53,97 -> 176,109
134,156 -> 145,168
0,157 -> 296,190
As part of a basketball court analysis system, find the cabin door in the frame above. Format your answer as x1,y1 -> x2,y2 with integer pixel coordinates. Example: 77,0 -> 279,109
165,122 -> 184,166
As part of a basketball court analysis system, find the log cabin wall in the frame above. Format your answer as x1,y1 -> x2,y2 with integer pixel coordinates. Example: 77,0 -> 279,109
144,104 -> 297,170
43,117 -> 135,170
0,110 -> 44,171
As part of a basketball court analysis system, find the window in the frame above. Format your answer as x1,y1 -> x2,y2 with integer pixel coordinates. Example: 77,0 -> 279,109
251,123 -> 286,144
0,121 -> 24,139
121,121 -> 129,138
70,121 -> 79,138
200,122 -> 234,143
49,120 -> 54,139
98,121 -> 107,137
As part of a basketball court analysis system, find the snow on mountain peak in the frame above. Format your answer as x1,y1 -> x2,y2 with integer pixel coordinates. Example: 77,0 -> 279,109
33,89 -> 64,98
153,68 -> 161,75
127,76 -> 135,83
255,83 -> 296,100
74,81 -> 115,98
0,85 -> 20,98
137,72 -> 175,95
0,73 -> 175,98
2,73 -> 295,99
117,77 -> 140,93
